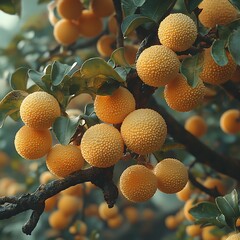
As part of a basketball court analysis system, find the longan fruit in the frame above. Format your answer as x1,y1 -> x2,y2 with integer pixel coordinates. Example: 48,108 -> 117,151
57,0 -> 83,20
154,158 -> 188,194
121,109 -> 167,155
203,177 -> 226,195
44,195 -> 58,212
186,224 -> 202,237
220,109 -> 240,134
80,124 -> 124,168
158,13 -> 197,52
46,144 -> 85,178
184,115 -> 207,137
200,48 -> 237,85
165,215 -> 178,230
90,0 -> 115,18
77,10 -> 103,37
96,34 -> 116,57
183,199 -> 196,221
124,206 -> 139,224
20,91 -> 61,130
48,210 -> 71,230
98,202 -> 118,220
164,73 -> 206,112
14,126 -> 52,160
119,165 -> 158,202
58,195 -> 81,216
53,19 -> 80,46
226,233 -> 240,240
94,86 -> 136,124
136,45 -> 180,87
107,215 -> 123,229
61,184 -> 84,197
202,226 -> 221,240
39,171 -> 55,184
199,0 -> 238,28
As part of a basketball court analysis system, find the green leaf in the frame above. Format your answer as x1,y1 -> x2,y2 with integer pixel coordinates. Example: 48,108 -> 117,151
184,0 -> 203,13
10,67 -> 29,91
0,0 -> 20,15
190,202 -> 225,228
38,0 -> 51,3
89,230 -> 100,240
115,67 -> 132,81
51,61 -> 72,86
121,14 -> 155,37
84,103 -> 94,116
180,53 -> 204,87
229,0 -> 240,10
81,57 -> 124,83
110,47 -> 130,67
82,103 -> 100,127
0,90 -> 28,128
140,0 -> 177,22
28,69 -> 47,91
215,189 -> 240,229
96,79 -> 120,95
211,40 -> 228,66
228,28 -> 240,65
52,116 -> 81,145
121,1 -> 137,16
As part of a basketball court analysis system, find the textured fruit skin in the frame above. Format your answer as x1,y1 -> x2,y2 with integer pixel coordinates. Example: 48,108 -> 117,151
20,91 -> 61,130
90,0 -> 115,17
154,158 -> 188,194
119,165 -> 157,202
46,144 -> 84,178
58,195 -> 80,216
98,202 -> 118,220
121,108 -> 167,155
199,0 -> 238,28
164,73 -> 205,112
48,210 -> 71,230
158,13 -> 197,52
200,48 -> 237,85
94,87 -> 136,124
136,45 -> 180,87
81,124 -> 123,168
96,34 -> 116,57
184,115 -> 207,137
53,19 -> 79,45
220,109 -> 240,134
77,10 -> 103,37
14,126 -> 52,160
57,0 -> 83,20
226,233 -> 240,240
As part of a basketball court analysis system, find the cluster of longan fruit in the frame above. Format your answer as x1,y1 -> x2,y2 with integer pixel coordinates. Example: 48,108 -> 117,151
14,91 -> 85,179
49,0 -> 115,46
136,0 -> 238,113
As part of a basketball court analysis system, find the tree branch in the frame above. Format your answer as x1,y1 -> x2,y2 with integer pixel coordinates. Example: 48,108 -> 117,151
221,80 -> 240,102
148,97 -> 240,181
0,166 -> 118,235
112,0 -> 124,48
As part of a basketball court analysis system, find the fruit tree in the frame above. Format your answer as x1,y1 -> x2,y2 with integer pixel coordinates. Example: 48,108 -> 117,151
0,0 -> 240,239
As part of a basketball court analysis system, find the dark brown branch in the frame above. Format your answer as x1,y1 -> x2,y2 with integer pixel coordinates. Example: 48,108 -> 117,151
0,166 -> 118,235
112,0 -> 124,48
148,97 -> 240,181
188,172 -> 220,198
221,80 -> 240,102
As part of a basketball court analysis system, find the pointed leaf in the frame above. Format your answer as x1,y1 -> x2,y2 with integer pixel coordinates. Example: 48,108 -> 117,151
10,67 -> 29,91
184,0 -> 203,13
121,0 -> 138,16
81,57 -> 124,83
0,90 -> 28,128
115,67 -> 131,81
180,53 -> 204,87
140,0 -> 177,22
215,189 -> 240,229
52,116 -> 81,145
211,40 -> 228,66
0,0 -> 17,15
96,79 -> 120,95
228,28 -> 240,65
121,14 -> 155,37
